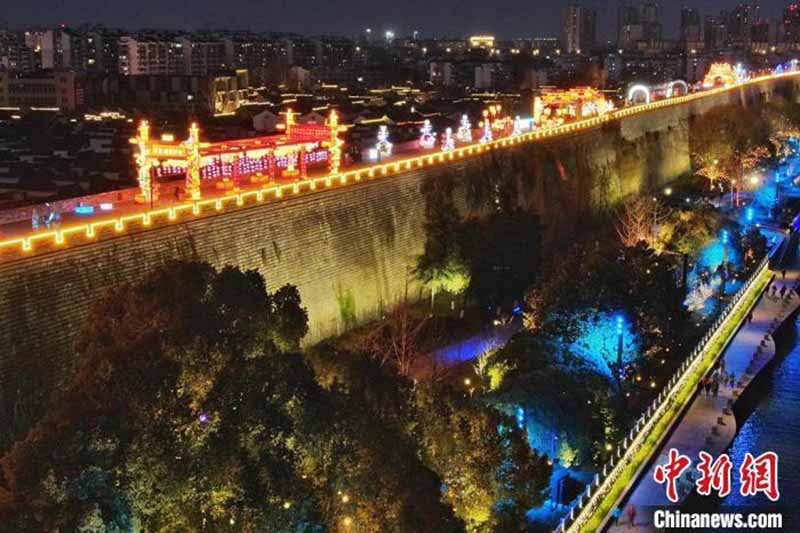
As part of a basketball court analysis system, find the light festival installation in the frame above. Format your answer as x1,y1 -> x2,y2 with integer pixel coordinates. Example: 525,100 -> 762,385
9,65 -> 800,258
457,114 -> 472,142
131,109 -> 342,200
480,111 -> 493,144
441,127 -> 455,152
325,110 -> 347,174
374,125 -> 393,159
666,80 -> 689,98
702,62 -> 738,88
184,123 -> 202,199
419,119 -> 436,149
532,87 -> 613,128
512,116 -> 524,136
627,84 -> 651,105
132,120 -> 157,204
735,63 -> 748,83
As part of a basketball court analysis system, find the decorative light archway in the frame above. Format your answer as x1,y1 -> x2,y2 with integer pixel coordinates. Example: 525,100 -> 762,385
627,84 -> 651,105
666,80 -> 689,98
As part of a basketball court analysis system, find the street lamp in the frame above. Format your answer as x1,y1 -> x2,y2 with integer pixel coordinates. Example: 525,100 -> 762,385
721,230 -> 729,297
722,230 -> 729,265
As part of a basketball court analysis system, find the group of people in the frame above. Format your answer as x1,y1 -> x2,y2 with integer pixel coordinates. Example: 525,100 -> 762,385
696,357 -> 736,397
30,203 -> 61,230
766,270 -> 796,301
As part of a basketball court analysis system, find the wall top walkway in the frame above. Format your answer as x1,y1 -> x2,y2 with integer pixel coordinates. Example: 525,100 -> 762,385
1,72 -> 799,262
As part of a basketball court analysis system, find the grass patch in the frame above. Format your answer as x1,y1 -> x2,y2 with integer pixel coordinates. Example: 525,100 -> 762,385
578,267 -> 770,532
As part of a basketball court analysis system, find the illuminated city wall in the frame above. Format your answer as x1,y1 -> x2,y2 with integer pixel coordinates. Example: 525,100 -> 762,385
0,75 -> 798,419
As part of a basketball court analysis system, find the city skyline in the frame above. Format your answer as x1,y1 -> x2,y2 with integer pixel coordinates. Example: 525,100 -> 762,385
1,1 -> 797,41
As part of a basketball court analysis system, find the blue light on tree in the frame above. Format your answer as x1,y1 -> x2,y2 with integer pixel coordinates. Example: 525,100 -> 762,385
516,406 -> 525,430
569,311 -> 640,382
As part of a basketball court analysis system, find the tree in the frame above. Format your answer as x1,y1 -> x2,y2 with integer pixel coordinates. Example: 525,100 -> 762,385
0,262 -> 469,532
308,344 -> 551,532
691,104 -> 771,193
363,301 -> 434,377
413,384 -> 550,531
616,197 -> 665,249
416,171 -> 470,310
654,204 -> 723,256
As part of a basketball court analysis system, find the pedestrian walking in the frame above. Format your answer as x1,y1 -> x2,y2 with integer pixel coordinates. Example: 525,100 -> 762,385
782,269 -> 787,280
613,506 -> 622,525
747,311 -> 754,324
628,505 -> 637,528
781,285 -> 787,300
713,380 -> 720,397
697,380 -> 704,396
730,373 -> 736,388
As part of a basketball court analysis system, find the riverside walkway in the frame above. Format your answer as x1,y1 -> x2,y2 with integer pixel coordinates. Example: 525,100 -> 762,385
605,261 -> 800,532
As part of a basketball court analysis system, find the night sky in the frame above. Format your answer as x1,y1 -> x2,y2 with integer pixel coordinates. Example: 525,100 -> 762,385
1,1 -> 793,40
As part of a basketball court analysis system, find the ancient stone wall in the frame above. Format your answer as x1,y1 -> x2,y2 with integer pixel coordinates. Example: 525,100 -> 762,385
1,77 -> 798,409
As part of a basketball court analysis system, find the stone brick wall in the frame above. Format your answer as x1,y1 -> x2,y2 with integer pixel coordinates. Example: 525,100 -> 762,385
1,76 -> 798,415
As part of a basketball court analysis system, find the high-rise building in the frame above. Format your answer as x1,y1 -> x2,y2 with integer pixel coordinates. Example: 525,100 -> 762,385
680,6 -> 703,49
704,12 -> 729,50
41,27 -> 75,69
564,3 -> 597,54
784,3 -> 800,49
617,2 -> 662,50
118,35 -> 186,75
728,3 -> 760,46
0,69 -> 84,110
179,37 -> 229,76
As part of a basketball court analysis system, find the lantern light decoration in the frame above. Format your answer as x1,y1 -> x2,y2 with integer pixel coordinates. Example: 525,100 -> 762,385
512,116 -> 524,136
702,63 -> 738,88
375,125 -> 393,157
456,114 -> 472,142
666,80 -> 689,98
280,108 -> 297,135
441,127 -> 455,152
480,111 -> 493,144
184,122 -> 202,199
325,110 -> 346,174
627,84 -> 651,105
419,119 -> 436,149
532,87 -> 612,128
734,63 -> 748,83
132,120 -> 157,204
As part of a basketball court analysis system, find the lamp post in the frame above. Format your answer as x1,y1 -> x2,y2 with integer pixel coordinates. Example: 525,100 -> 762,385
721,230 -> 729,297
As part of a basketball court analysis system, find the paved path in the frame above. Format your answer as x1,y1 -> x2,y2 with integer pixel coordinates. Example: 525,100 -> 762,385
607,264 -> 800,532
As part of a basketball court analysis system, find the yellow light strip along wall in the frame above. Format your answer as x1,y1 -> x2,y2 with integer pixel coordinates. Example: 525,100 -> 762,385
1,71 -> 797,259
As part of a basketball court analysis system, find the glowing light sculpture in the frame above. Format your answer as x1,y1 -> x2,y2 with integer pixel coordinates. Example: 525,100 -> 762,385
132,120 -> 157,204
375,125 -> 393,158
325,110 -> 346,174
702,63 -> 737,88
666,80 -> 689,98
456,114 -> 472,142
441,127 -> 455,152
480,111 -> 493,144
512,116 -> 524,136
419,119 -> 436,149
627,84 -> 651,105
185,123 -> 202,199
